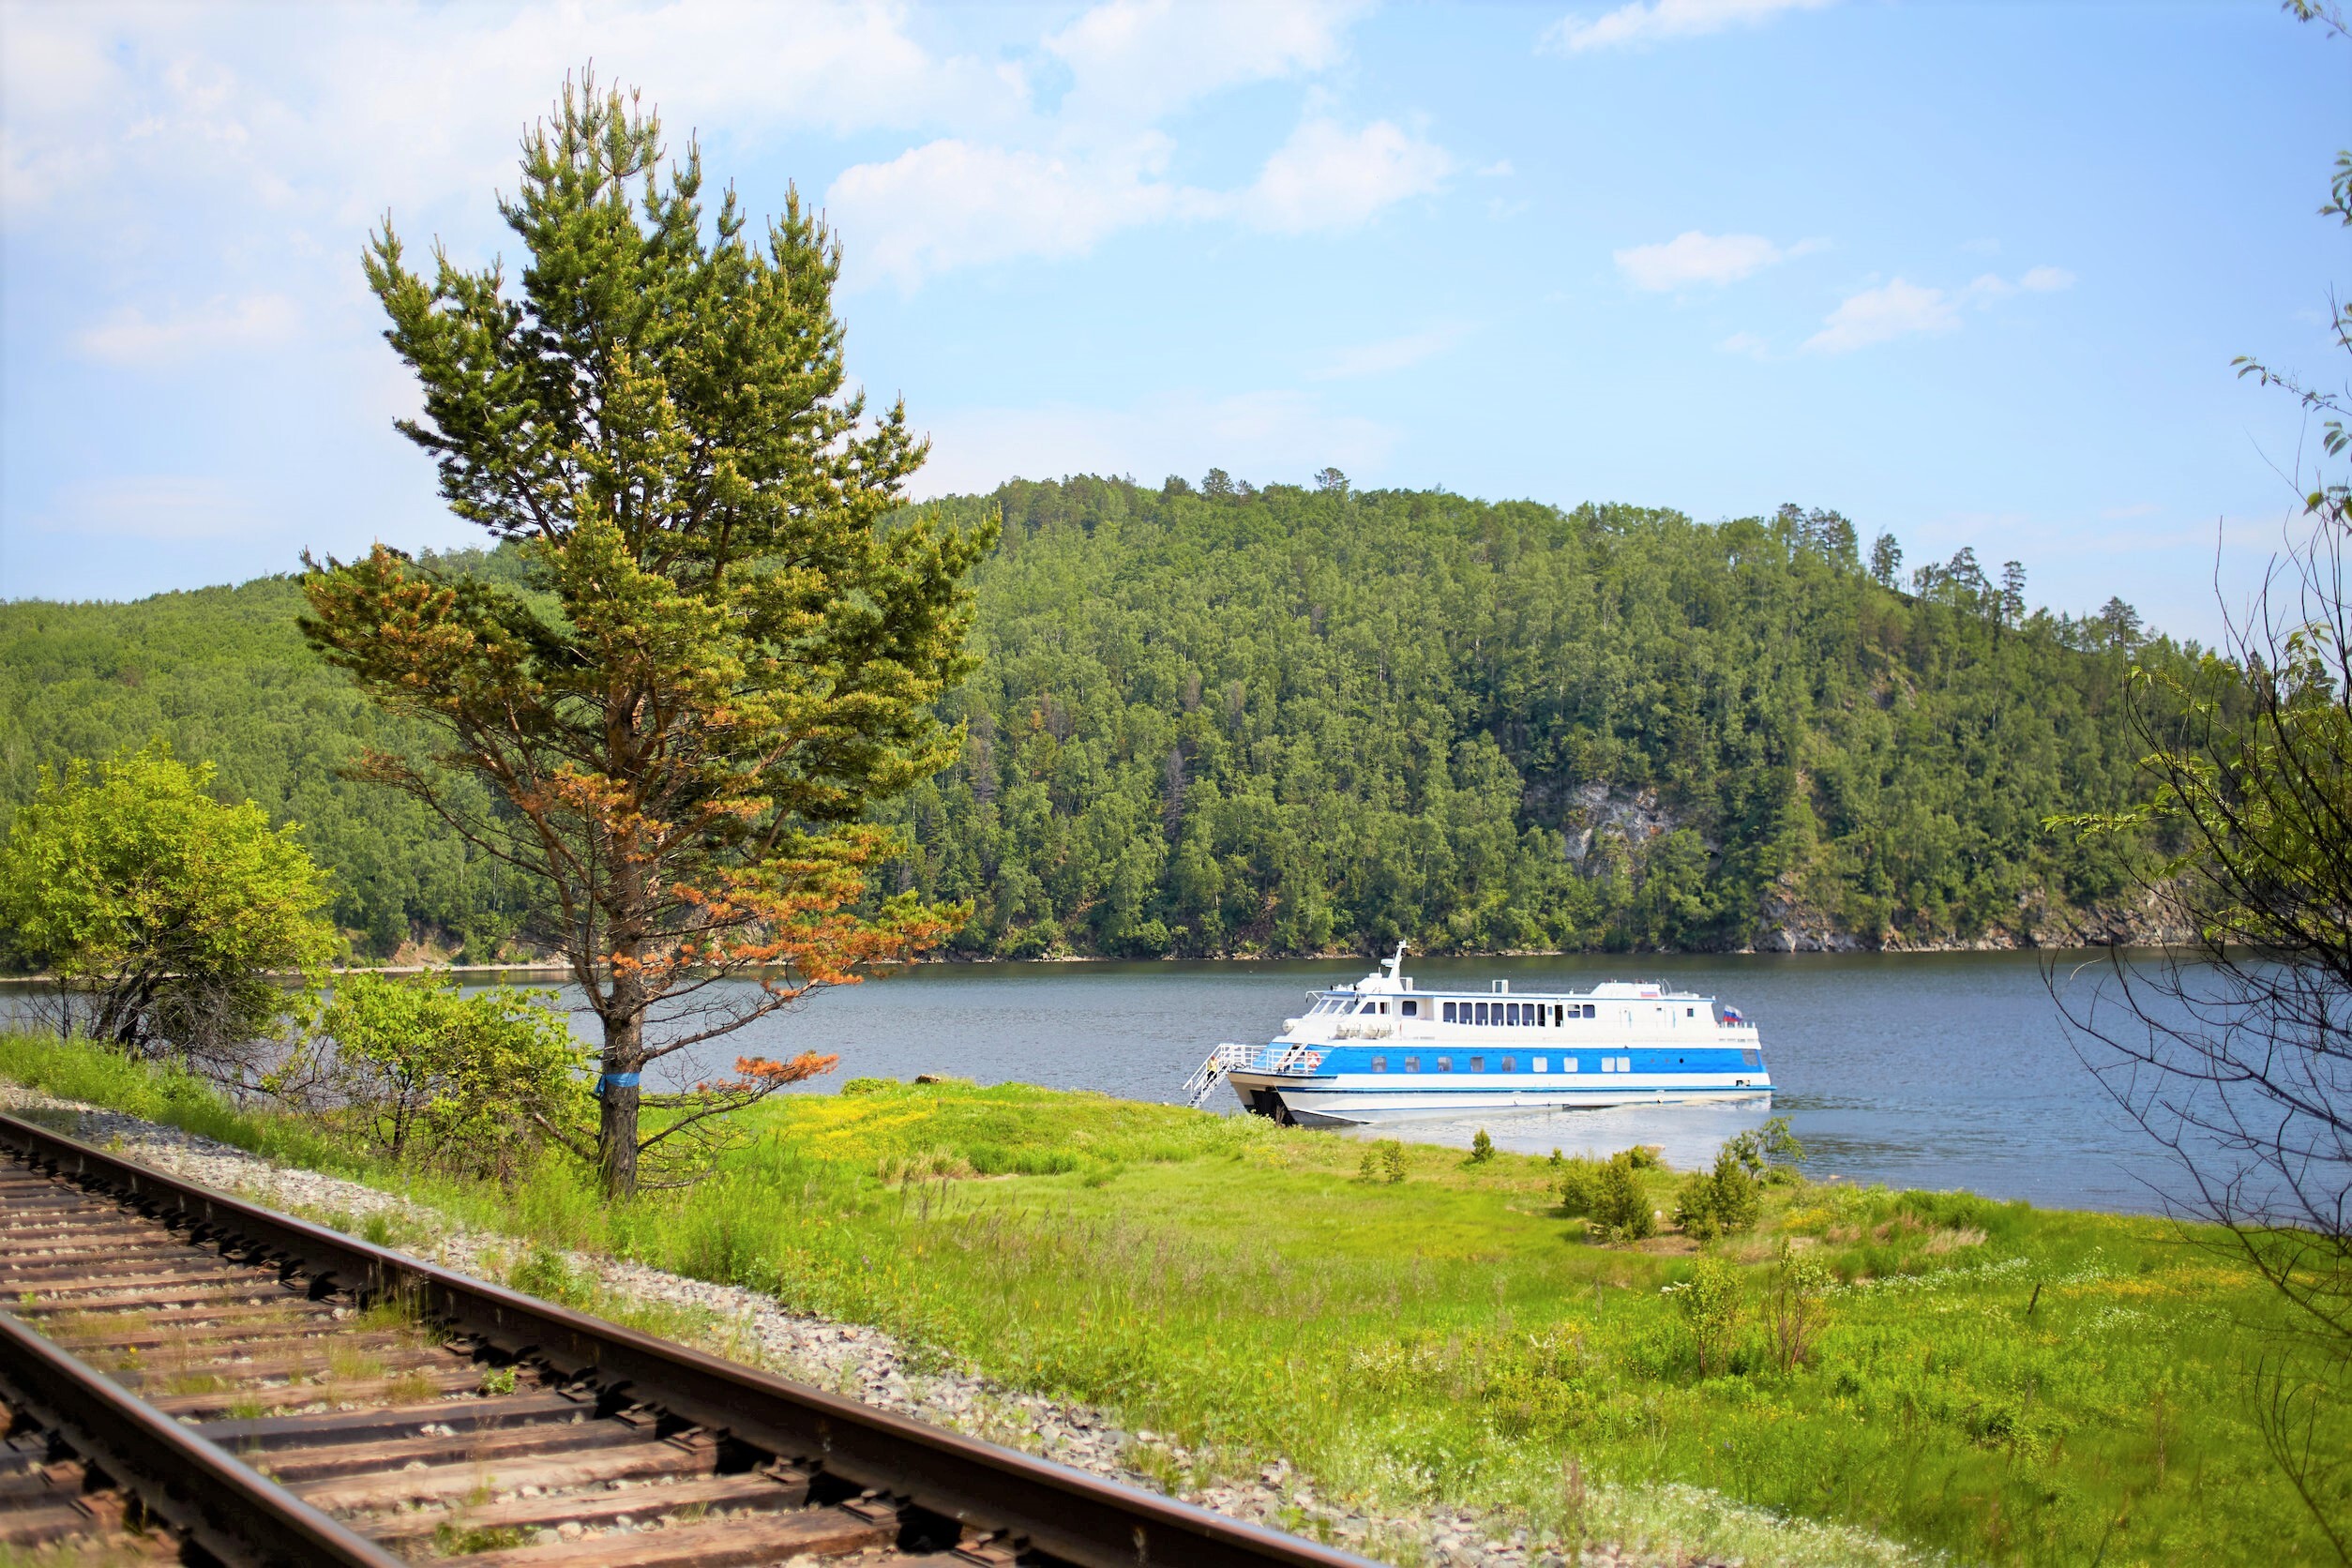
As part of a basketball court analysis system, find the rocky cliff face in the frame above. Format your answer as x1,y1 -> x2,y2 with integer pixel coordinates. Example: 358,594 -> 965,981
1560,782 -> 1697,866
1746,882 -> 2193,954
1557,780 -> 2193,953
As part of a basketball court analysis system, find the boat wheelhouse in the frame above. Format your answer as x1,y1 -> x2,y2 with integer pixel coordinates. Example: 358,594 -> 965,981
1182,945 -> 1770,1125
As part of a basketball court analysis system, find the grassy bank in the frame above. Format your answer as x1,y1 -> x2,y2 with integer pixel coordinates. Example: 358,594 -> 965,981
0,1033 -> 2331,1564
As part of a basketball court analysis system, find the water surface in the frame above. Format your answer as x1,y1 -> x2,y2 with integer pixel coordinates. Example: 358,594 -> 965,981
642,951 -> 2177,1214
0,952 -> 2192,1214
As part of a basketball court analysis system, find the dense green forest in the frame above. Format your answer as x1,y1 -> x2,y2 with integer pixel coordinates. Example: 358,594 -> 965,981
0,476 -> 2178,961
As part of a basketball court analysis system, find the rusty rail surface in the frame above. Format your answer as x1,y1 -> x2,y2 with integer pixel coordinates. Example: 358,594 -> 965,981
0,1110 -> 1375,1568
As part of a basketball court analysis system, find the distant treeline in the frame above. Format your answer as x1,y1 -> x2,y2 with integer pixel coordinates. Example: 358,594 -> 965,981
0,475 -> 2178,960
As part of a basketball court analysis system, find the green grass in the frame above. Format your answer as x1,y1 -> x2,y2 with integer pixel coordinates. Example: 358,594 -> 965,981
0,1035 -> 2338,1564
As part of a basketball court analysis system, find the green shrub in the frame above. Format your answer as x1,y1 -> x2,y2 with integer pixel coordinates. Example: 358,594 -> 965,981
1766,1240 -> 1834,1370
276,973 -> 588,1181
1624,1143 -> 1662,1170
1591,1152 -> 1654,1240
1378,1139 -> 1407,1184
1465,1128 -> 1496,1165
1557,1156 -> 1604,1215
1722,1115 -> 1805,1184
1666,1256 -> 1743,1378
1673,1146 -> 1762,1241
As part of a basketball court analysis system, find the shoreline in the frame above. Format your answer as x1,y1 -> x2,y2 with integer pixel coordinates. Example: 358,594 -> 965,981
0,942 -> 2186,988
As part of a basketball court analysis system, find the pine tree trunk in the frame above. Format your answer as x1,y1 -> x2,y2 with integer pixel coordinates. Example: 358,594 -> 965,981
598,904 -> 649,1196
598,1007 -> 643,1198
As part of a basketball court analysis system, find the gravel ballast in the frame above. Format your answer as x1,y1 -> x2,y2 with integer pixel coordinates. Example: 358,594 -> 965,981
0,1084 -> 1930,1568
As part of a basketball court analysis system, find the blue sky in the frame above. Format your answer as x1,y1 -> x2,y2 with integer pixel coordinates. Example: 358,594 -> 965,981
0,0 -> 2343,642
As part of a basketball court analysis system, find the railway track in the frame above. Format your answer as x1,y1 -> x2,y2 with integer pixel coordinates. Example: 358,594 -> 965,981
0,1111 -> 1371,1568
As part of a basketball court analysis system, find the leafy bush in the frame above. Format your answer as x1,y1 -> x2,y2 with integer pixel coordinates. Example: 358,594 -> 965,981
1766,1240 -> 1834,1370
1722,1115 -> 1805,1184
279,973 -> 588,1180
1674,1146 -> 1763,1240
1666,1256 -> 1743,1378
1625,1143 -> 1663,1170
1557,1156 -> 1605,1215
1466,1128 -> 1496,1165
1591,1152 -> 1655,1240
0,743 -> 333,1077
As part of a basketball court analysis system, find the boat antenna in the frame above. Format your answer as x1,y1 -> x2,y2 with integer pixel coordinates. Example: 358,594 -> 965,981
1385,940 -> 1408,981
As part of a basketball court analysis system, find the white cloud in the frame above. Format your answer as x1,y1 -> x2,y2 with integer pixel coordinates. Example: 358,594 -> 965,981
77,294 -> 299,366
910,390 -> 1397,499
836,110 -> 1449,286
38,476 -> 253,541
1613,230 -> 1818,290
8,0 -> 1425,301
1801,266 -> 2072,354
1717,330 -> 1772,358
829,137 -> 1206,289
1236,116 -> 1451,234
1802,278 -> 1959,354
1044,0 -> 1364,125
1310,324 -> 1471,380
1544,0 -> 1836,54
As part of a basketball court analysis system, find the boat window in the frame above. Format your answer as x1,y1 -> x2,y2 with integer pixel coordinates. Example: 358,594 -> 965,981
1406,1056 -> 1421,1072
1564,1057 -> 1577,1073
1583,1003 -> 1597,1018
1378,1002 -> 1389,1015
1501,1056 -> 1515,1072
1474,1002 -> 1488,1025
1685,1007 -> 1695,1017
1619,1056 -> 1633,1072
1401,1000 -> 1417,1017
1503,1003 -> 1516,1025
1533,1057 -> 1547,1073
1442,1001 -> 1457,1022
1372,1056 -> 1387,1072
1602,1057 -> 1616,1073
1438,1056 -> 1453,1072
1741,1049 -> 1759,1066
1470,1056 -> 1484,1072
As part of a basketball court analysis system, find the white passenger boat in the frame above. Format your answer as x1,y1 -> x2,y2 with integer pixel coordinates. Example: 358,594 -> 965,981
1181,945 -> 1771,1125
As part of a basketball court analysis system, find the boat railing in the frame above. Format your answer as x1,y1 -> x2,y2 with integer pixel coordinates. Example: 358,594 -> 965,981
1183,1042 -> 1331,1107
1263,1043 -> 1326,1076
1182,1043 -> 1254,1108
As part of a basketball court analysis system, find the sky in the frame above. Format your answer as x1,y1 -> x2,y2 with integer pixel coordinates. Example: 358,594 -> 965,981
0,0 -> 2344,643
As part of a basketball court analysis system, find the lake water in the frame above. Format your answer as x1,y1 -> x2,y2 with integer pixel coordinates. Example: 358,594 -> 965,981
628,950 -> 2179,1214
0,952 -> 2193,1214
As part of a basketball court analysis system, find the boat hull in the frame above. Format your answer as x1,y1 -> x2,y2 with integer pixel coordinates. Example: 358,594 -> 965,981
1226,1070 -> 1772,1125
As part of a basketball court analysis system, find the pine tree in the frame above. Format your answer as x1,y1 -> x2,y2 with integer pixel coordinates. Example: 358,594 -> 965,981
300,73 -> 990,1196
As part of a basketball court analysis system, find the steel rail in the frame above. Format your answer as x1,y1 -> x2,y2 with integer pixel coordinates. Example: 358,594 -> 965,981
0,1304 -> 404,1568
0,1110 -> 1375,1568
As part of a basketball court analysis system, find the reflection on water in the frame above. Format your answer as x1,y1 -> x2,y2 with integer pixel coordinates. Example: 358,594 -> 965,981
2,950 -> 2187,1214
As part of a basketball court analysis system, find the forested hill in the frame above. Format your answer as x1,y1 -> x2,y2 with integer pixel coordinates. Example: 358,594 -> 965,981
0,476 -> 2178,960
